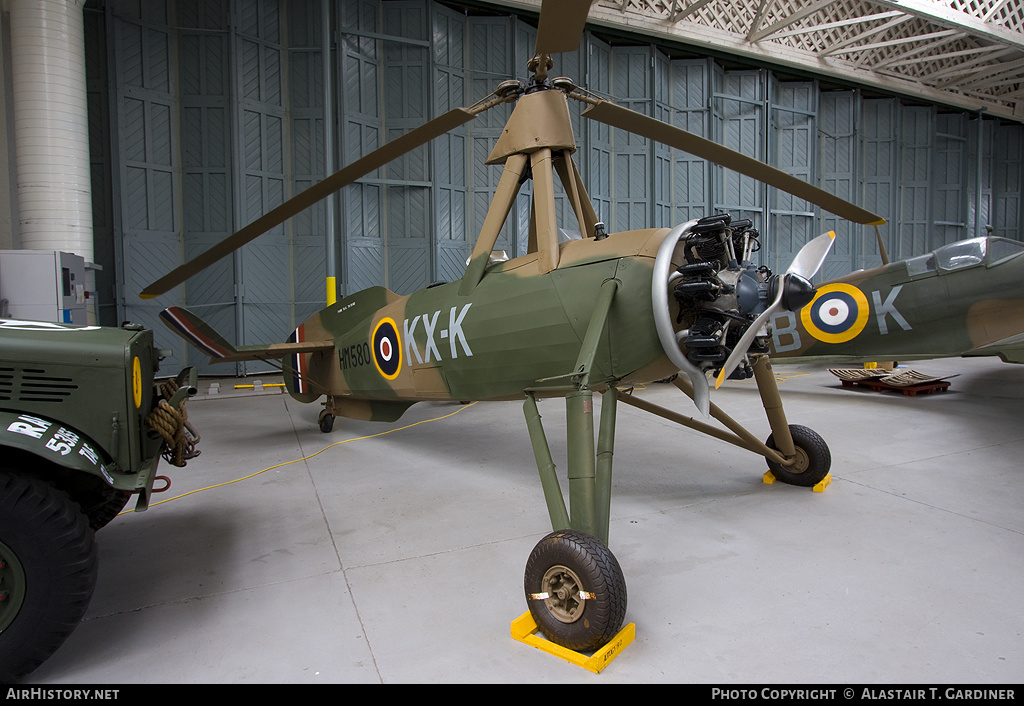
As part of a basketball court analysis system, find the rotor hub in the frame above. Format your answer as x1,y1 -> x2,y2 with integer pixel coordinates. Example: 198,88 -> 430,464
528,53 -> 554,82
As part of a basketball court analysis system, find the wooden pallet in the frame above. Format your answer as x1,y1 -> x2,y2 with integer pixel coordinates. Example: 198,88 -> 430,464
838,378 -> 951,397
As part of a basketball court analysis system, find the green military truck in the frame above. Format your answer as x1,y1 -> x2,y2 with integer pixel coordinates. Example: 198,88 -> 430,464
0,319 -> 198,682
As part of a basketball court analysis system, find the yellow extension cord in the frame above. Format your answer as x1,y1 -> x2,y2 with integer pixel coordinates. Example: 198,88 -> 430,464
129,374 -> 787,514
126,401 -> 478,512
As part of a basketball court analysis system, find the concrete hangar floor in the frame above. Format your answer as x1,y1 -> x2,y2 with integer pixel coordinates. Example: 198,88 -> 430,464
30,356 -> 1023,684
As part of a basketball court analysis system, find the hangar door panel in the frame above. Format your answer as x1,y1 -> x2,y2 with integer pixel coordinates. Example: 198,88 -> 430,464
382,14 -> 431,295
340,7 -> 385,294
431,5 -> 469,281
861,99 -> 899,268
612,46 -> 653,233
236,4 -> 289,372
177,11 -> 236,375
993,126 -> 1024,240
114,16 -> 188,364
584,35 -> 613,229
769,80 -> 817,279
287,5 -> 329,328
818,91 -> 858,280
652,51 -> 672,229
900,106 -> 934,260
713,69 -> 765,240
670,59 -> 711,225
933,113 -> 968,249
467,15 -> 515,260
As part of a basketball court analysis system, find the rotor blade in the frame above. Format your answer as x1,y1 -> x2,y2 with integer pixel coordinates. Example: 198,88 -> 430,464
786,230 -> 836,280
535,0 -> 593,56
582,101 -> 886,226
140,107 -> 477,299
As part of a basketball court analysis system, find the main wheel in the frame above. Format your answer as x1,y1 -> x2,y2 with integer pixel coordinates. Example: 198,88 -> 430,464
765,424 -> 831,487
0,472 -> 97,682
524,529 -> 627,653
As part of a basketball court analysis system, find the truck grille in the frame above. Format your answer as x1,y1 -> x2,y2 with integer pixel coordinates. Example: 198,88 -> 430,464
0,368 -> 79,403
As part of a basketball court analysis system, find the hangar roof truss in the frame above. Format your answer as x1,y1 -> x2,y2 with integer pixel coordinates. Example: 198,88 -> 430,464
499,0 -> 1024,122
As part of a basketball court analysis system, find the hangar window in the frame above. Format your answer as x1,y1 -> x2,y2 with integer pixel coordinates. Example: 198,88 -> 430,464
935,238 -> 986,272
986,238 -> 1024,266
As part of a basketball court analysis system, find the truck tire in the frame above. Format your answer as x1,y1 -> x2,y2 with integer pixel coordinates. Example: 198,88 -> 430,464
82,488 -> 132,531
0,472 -> 97,683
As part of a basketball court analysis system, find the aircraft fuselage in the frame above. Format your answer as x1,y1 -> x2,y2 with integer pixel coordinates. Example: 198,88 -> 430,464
769,237 -> 1024,363
288,229 -> 678,420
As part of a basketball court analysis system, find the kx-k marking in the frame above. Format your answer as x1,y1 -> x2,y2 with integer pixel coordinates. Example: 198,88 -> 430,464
404,304 -> 473,365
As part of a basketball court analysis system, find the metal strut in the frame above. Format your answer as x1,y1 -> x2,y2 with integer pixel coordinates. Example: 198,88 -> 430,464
522,278 -> 620,546
521,287 -> 801,545
614,358 -> 796,467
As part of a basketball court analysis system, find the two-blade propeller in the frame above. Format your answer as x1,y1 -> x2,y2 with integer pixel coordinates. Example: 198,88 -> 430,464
714,231 -> 836,389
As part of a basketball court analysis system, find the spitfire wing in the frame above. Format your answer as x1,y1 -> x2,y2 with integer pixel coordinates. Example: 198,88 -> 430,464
964,333 -> 1024,364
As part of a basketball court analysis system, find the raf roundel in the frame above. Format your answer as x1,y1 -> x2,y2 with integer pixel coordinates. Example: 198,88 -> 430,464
800,283 -> 870,344
372,317 -> 402,380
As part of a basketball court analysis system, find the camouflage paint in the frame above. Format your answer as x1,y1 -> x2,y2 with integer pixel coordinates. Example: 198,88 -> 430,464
283,228 -> 677,420
769,237 -> 1024,364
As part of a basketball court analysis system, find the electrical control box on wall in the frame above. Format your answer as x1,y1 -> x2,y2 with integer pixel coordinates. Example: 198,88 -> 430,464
0,250 -> 87,325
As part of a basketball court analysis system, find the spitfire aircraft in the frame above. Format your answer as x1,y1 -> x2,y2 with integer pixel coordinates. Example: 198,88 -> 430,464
143,0 -> 888,654
768,236 -> 1024,366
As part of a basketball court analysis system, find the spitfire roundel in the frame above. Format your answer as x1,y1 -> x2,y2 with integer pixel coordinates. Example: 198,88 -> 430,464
801,283 -> 870,343
372,317 -> 402,380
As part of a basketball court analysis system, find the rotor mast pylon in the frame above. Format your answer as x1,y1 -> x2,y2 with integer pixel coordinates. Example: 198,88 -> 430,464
469,85 -> 593,281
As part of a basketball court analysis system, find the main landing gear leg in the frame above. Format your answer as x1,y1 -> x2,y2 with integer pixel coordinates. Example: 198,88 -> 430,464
752,355 -> 831,488
518,278 -> 630,659
614,360 -> 831,490
521,387 -> 628,654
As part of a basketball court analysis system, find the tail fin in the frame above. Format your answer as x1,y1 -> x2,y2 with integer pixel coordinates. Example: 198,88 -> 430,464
160,306 -> 333,363
160,307 -> 239,360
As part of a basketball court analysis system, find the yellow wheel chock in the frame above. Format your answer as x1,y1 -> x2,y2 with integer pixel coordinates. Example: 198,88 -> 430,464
763,470 -> 832,493
511,611 -> 635,673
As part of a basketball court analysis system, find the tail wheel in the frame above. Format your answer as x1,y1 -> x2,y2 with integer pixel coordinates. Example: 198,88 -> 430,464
524,530 -> 627,652
0,472 -> 97,682
318,409 -> 335,434
765,424 -> 832,487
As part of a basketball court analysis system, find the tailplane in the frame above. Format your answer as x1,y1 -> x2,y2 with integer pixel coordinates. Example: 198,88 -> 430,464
160,306 -> 333,363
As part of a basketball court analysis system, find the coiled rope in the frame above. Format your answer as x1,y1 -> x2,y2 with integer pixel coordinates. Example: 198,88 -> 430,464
145,379 -> 201,467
